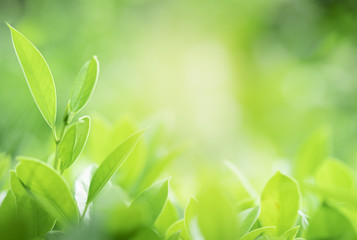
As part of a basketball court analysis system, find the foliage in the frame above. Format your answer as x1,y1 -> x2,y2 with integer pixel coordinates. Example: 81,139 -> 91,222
2,23 -> 357,240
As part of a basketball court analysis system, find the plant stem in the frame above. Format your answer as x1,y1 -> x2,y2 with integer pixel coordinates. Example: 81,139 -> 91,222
81,204 -> 89,222
52,114 -> 73,171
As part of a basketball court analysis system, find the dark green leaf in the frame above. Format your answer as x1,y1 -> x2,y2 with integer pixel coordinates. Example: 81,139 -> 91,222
15,157 -> 79,225
10,171 -> 55,238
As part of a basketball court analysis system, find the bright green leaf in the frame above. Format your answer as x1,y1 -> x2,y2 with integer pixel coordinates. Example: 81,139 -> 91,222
59,116 -> 91,173
8,24 -> 56,128
130,178 -> 170,226
260,172 -> 300,235
15,157 -> 79,225
86,130 -> 144,205
69,56 -> 99,113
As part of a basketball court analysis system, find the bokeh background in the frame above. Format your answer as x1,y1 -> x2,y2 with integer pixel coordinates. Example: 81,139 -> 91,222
1,0 -> 357,195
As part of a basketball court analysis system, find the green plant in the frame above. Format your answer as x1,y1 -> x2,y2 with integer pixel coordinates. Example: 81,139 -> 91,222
2,25 -> 357,240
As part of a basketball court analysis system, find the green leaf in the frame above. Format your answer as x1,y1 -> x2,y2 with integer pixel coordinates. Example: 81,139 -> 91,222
10,171 -> 55,238
8,24 -> 56,128
184,198 -> 199,239
260,172 -> 300,235
74,165 -> 96,216
69,56 -> 99,113
86,130 -> 144,205
239,227 -> 276,240
295,127 -> 330,181
167,231 -> 181,240
45,231 -> 65,240
280,226 -> 300,240
237,206 -> 261,239
315,159 -> 354,190
0,190 -> 24,240
15,157 -> 79,225
129,228 -> 161,240
197,185 -> 238,240
224,161 -> 257,203
0,153 -> 10,190
59,116 -> 91,173
107,117 -> 146,192
154,199 -> 179,236
130,178 -> 170,226
166,220 -> 190,240
307,204 -> 356,240
137,144 -> 185,194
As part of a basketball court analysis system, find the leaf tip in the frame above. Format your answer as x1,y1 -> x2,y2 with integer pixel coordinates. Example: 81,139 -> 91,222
5,21 -> 12,29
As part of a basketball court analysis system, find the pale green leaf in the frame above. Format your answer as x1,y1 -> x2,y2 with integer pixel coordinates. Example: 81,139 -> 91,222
280,226 -> 300,240
8,24 -> 56,128
184,198 -> 199,239
154,199 -> 179,236
166,219 -> 190,240
197,185 -> 238,240
237,206 -> 261,239
239,227 -> 276,240
111,117 -> 146,191
45,231 -> 65,240
74,165 -> 96,216
137,145 -> 185,194
59,116 -> 91,173
10,171 -> 55,238
315,159 -> 354,190
307,204 -> 356,240
260,172 -> 300,235
69,56 -> 99,113
224,161 -> 257,202
0,153 -> 10,190
130,178 -> 170,226
167,231 -> 181,240
15,157 -> 79,225
86,130 -> 144,205
295,127 -> 330,181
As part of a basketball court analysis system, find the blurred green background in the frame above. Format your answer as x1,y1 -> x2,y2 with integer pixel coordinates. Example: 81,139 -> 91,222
1,0 -> 357,192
